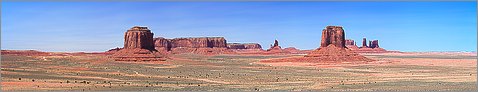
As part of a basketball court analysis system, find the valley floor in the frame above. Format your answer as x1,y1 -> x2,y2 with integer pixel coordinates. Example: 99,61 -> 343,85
1,52 -> 476,91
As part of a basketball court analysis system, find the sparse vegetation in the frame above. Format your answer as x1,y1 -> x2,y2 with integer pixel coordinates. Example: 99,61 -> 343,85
1,52 -> 476,91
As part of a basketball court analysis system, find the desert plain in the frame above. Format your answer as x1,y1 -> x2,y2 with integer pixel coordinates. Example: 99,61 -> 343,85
1,50 -> 476,91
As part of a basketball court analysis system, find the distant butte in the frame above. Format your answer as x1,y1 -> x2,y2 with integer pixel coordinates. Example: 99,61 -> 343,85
345,37 -> 390,53
262,26 -> 374,62
112,26 -> 166,61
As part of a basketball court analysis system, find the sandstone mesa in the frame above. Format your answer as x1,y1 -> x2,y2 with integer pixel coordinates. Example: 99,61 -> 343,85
107,25 -> 392,62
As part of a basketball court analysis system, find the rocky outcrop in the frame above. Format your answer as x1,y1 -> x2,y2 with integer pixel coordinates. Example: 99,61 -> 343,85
244,43 -> 262,49
227,43 -> 246,49
266,39 -> 290,54
153,37 -> 232,54
227,43 -> 262,49
168,37 -> 227,48
263,26 -> 373,62
227,43 -> 266,54
155,37 -> 227,50
153,37 -> 171,51
369,40 -> 379,48
273,40 -> 279,47
345,39 -> 359,50
345,39 -> 355,46
123,26 -> 155,51
355,37 -> 387,53
112,26 -> 166,61
362,37 -> 368,48
320,26 -> 346,48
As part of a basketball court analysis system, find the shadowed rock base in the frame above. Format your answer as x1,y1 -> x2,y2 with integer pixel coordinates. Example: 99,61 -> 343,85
112,48 -> 166,61
262,45 -> 373,62
304,45 -> 373,61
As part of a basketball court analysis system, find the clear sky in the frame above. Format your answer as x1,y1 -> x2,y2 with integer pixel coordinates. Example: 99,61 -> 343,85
2,2 -> 476,52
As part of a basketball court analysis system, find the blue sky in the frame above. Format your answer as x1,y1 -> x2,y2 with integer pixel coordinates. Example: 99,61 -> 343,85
2,2 -> 476,52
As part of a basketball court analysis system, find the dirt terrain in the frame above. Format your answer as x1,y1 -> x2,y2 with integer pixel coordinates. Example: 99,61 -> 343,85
1,51 -> 476,91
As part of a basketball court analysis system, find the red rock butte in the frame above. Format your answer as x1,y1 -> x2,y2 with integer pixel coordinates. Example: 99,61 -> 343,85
344,37 -> 389,53
112,26 -> 166,61
263,26 -> 373,62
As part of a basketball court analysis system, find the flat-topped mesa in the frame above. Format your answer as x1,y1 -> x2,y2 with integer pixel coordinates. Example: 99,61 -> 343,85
244,43 -> 262,49
227,43 -> 262,50
167,37 -> 227,48
320,26 -> 346,48
128,26 -> 151,32
153,37 -> 171,51
124,26 -> 155,51
362,37 -> 368,48
153,37 -> 233,54
227,43 -> 246,49
113,26 -> 166,61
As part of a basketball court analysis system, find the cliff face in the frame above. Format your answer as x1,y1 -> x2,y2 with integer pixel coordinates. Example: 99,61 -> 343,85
320,26 -> 346,48
208,37 -> 227,48
155,37 -> 228,50
153,37 -> 171,51
123,26 -> 155,51
153,37 -> 232,54
227,43 -> 246,49
267,40 -> 282,51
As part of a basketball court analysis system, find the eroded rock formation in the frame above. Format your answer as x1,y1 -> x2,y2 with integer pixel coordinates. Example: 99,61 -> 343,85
123,26 -> 155,50
262,26 -> 373,62
356,38 -> 387,53
227,43 -> 262,49
112,26 -> 166,61
345,39 -> 355,46
267,40 -> 282,51
369,40 -> 379,48
320,26 -> 346,48
362,37 -> 368,48
153,37 -> 233,54
345,39 -> 359,50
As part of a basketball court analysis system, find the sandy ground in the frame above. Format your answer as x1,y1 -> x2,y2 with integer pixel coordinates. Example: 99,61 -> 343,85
1,52 -> 476,91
